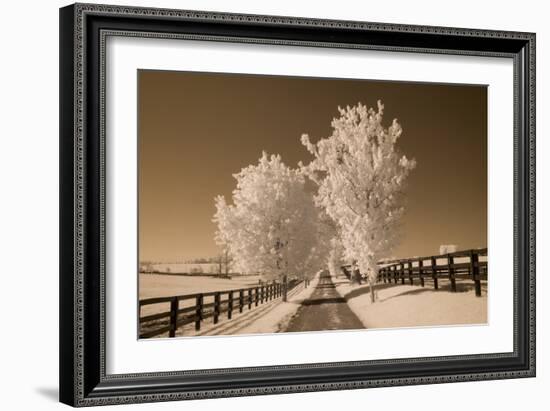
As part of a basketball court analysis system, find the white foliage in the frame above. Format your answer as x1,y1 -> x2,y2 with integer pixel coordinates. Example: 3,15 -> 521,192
301,101 -> 416,285
327,236 -> 344,278
213,152 -> 326,281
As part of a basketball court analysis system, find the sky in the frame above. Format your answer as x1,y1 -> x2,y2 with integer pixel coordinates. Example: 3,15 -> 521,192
138,70 -> 487,262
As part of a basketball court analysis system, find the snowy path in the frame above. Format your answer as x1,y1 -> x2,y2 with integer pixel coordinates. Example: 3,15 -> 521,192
284,271 -> 364,332
174,273 -> 321,337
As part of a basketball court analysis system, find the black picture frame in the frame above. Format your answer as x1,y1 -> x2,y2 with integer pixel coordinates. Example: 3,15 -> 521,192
59,3 -> 536,407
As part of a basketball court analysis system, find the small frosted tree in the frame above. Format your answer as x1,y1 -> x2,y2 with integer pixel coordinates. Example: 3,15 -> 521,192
301,101 -> 416,301
213,152 -> 324,284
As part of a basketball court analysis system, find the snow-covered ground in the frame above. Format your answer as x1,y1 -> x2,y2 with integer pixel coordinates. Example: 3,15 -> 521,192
143,263 -> 232,275
140,273 -> 262,299
141,272 -> 320,338
332,273 -> 487,329
191,273 -> 320,337
139,274 -> 262,317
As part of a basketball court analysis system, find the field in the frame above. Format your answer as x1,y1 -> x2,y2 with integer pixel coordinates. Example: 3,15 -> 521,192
143,263 -> 233,275
332,273 -> 487,328
139,272 -> 316,338
140,273 -> 262,298
139,273 -> 262,317
139,263 -> 488,338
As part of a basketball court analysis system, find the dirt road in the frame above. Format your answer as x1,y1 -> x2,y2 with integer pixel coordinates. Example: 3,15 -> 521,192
285,271 -> 364,332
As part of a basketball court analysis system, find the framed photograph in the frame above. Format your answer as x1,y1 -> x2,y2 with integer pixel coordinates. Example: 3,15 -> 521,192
59,3 -> 535,407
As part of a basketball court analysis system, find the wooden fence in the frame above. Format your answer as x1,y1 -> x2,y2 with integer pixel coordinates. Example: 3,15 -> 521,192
139,278 -> 307,338
342,248 -> 488,297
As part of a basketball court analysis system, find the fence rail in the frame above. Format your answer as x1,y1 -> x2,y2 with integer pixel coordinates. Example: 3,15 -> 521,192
139,278 -> 307,339
342,248 -> 488,297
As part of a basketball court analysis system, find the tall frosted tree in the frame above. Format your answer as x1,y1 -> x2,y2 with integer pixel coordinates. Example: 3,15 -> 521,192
213,152 -> 325,283
301,101 -> 416,301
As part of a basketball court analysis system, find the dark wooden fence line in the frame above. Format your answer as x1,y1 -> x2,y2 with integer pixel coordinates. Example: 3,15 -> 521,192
139,277 -> 306,339
341,248 -> 488,297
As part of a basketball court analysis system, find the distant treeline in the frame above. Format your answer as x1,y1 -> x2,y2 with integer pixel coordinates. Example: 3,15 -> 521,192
141,271 -> 234,279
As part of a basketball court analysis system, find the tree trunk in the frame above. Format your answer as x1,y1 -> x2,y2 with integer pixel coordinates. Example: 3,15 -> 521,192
353,268 -> 362,284
369,278 -> 376,303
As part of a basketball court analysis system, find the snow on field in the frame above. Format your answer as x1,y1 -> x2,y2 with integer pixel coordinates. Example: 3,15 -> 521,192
145,263 -> 229,275
140,273 -> 262,299
139,274 -> 261,316
332,273 -> 487,329
139,273 -> 320,338
189,273 -> 320,337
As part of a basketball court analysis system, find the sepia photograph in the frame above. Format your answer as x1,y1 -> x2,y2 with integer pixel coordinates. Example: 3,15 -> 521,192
138,70 -> 488,339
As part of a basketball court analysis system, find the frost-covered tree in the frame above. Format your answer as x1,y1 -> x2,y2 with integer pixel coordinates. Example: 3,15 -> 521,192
213,152 -> 324,284
301,101 -> 416,301
327,236 -> 344,278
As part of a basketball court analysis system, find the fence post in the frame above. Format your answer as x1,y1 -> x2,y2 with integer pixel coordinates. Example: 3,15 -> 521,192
255,287 -> 259,306
419,259 -> 425,287
400,263 -> 405,284
431,256 -> 439,290
408,261 -> 413,285
283,275 -> 288,302
239,289 -> 244,313
169,297 -> 179,338
195,294 -> 203,331
248,288 -> 252,309
392,265 -> 397,284
214,292 -> 220,324
447,254 -> 457,292
228,291 -> 233,319
261,285 -> 265,304
470,250 -> 482,297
